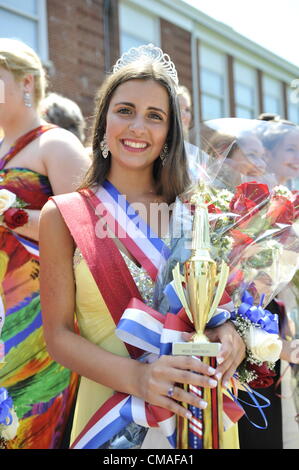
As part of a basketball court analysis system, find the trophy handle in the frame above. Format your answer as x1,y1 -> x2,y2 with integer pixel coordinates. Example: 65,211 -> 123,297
172,263 -> 193,324
207,260 -> 229,323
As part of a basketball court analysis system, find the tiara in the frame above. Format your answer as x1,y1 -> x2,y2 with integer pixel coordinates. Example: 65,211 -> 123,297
112,44 -> 179,86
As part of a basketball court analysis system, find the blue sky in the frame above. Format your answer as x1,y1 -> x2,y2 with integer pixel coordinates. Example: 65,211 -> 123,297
183,0 -> 299,67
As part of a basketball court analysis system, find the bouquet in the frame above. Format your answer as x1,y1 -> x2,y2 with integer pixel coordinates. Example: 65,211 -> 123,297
0,189 -> 28,229
154,118 -> 299,447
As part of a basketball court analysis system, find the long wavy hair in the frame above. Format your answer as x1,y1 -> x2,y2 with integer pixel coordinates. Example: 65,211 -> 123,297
79,61 -> 190,204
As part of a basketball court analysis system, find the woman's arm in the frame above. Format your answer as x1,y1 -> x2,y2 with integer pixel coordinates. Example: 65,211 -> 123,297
41,128 -> 91,195
39,200 -> 218,419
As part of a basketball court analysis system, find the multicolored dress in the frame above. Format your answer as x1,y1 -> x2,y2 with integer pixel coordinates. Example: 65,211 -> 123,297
0,126 -> 78,449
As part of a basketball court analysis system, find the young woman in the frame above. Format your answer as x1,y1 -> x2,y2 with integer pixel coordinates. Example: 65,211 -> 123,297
39,45 -> 245,449
0,38 -> 90,448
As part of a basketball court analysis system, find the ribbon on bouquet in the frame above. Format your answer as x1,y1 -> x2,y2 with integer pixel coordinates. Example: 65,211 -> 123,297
71,298 -> 244,449
0,387 -> 13,426
231,291 -> 279,334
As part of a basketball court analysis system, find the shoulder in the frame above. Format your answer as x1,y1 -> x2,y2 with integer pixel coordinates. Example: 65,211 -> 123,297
39,199 -> 76,259
39,126 -> 89,164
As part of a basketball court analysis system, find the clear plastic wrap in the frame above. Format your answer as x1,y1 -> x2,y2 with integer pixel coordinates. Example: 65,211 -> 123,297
155,117 -> 299,374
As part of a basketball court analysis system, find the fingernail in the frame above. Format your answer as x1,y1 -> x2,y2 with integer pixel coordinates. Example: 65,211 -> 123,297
209,378 -> 218,387
223,380 -> 230,389
208,366 -> 216,375
186,411 -> 192,420
217,356 -> 224,365
215,372 -> 222,381
199,400 -> 208,409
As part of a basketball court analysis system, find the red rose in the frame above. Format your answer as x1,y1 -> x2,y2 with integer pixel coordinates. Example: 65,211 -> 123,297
4,208 -> 29,229
229,229 -> 254,263
248,362 -> 276,389
229,182 -> 270,227
226,269 -> 244,296
291,191 -> 299,219
266,195 -> 294,226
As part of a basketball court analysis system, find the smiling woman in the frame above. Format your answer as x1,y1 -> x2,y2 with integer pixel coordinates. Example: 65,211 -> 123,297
39,44 -> 245,450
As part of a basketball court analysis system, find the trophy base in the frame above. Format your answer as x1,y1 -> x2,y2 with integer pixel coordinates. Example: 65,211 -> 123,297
172,341 -> 221,357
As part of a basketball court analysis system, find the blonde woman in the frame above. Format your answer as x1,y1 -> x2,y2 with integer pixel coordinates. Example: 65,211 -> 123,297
0,38 -> 90,449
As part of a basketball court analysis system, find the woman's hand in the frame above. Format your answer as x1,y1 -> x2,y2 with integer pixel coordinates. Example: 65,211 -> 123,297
205,321 -> 246,387
138,355 -> 219,420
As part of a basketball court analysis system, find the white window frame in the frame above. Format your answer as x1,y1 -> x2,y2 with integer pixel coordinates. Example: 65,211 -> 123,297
234,61 -> 258,119
199,43 -> 229,120
262,75 -> 284,116
288,80 -> 299,124
119,1 -> 160,54
0,0 -> 49,63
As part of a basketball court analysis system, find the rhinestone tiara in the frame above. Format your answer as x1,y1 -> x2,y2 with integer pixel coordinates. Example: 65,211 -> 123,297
112,44 -> 179,86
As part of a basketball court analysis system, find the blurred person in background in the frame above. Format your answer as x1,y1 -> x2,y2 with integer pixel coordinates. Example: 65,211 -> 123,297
237,113 -> 299,449
0,38 -> 90,449
177,85 -> 192,141
40,92 -> 86,145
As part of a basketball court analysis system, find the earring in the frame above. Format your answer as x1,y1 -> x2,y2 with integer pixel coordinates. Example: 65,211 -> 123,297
100,133 -> 109,159
23,91 -> 32,108
160,143 -> 168,166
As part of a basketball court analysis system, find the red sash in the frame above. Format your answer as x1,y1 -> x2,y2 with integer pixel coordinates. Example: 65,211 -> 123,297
51,190 -> 143,359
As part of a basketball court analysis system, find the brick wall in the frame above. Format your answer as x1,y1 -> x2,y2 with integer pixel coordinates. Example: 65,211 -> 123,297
47,0 -> 107,129
160,19 -> 192,93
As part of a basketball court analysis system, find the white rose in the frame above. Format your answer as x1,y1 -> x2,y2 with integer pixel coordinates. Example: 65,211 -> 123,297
1,408 -> 19,441
0,189 -> 16,215
245,325 -> 282,363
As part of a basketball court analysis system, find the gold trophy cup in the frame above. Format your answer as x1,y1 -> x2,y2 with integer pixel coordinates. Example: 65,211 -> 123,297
172,187 -> 229,448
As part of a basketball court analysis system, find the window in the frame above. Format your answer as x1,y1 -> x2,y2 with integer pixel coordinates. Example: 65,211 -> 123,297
119,2 -> 159,54
288,81 -> 299,124
0,0 -> 48,61
234,62 -> 258,119
200,45 -> 228,120
263,76 -> 283,116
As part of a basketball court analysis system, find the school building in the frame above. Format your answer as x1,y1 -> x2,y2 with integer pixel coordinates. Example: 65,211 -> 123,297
1,0 -> 299,141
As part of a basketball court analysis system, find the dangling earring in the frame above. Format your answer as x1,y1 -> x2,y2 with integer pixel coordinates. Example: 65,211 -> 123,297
160,143 -> 168,166
100,133 -> 109,159
23,91 -> 32,108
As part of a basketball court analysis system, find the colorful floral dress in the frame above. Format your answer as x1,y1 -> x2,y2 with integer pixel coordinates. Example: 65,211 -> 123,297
0,126 -> 78,449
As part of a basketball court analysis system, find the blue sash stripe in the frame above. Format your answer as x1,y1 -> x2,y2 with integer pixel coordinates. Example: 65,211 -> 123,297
103,180 -> 170,257
82,415 -> 129,449
14,234 -> 39,251
117,319 -> 161,351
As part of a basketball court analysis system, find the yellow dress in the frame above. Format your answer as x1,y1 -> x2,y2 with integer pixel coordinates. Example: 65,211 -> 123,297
70,248 -> 239,449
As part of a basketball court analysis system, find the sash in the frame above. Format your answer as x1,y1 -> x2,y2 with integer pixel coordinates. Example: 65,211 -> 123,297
13,234 -> 39,260
82,180 -> 171,281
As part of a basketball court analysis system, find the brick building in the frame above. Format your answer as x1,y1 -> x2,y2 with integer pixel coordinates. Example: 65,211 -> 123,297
1,0 -> 299,142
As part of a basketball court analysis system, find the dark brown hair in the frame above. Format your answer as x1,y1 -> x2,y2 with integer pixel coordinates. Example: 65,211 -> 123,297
79,61 -> 190,204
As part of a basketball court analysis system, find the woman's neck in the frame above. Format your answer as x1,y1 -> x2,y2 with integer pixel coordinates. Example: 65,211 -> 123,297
107,167 -> 158,203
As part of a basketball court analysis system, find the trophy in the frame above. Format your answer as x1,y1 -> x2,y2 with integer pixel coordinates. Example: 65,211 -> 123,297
172,185 -> 229,449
